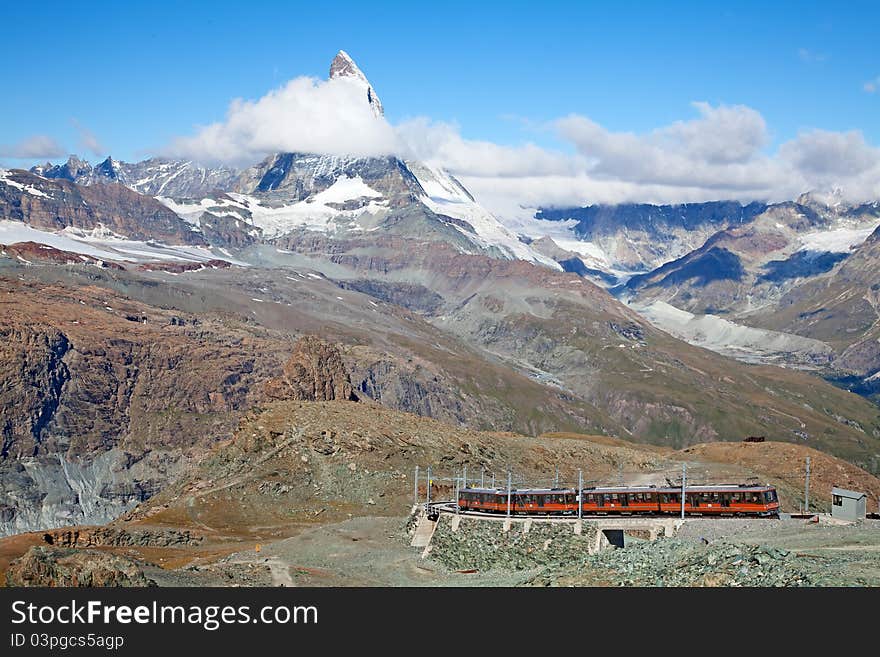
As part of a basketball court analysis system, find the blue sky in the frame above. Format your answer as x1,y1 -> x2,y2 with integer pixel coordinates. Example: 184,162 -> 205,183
1,0 -> 877,164
2,1 -> 879,210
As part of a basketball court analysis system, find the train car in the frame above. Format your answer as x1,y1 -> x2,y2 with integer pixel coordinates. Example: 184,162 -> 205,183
457,484 -> 779,517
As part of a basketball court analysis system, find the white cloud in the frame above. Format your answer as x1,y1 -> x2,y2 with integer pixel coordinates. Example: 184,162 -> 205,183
395,117 -> 579,177
163,72 -> 880,214
0,135 -> 66,159
779,129 -> 879,178
165,76 -> 399,165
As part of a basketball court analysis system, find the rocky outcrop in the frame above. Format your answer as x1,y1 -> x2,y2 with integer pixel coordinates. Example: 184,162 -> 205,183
0,241 -> 125,269
43,526 -> 202,548
136,259 -> 231,273
6,546 -> 155,587
0,169 -> 207,245
264,336 -> 357,402
0,279 -> 292,535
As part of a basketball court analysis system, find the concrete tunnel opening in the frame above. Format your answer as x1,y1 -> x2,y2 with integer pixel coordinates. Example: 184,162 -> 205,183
602,529 -> 625,548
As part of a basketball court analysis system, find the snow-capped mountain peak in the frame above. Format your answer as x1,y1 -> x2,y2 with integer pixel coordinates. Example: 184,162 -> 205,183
329,50 -> 384,118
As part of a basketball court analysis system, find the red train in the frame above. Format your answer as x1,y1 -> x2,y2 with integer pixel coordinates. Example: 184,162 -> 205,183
457,484 -> 780,517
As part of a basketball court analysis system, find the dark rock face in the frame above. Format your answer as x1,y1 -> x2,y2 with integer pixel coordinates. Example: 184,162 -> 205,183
237,152 -> 424,205
0,170 -> 207,246
264,336 -> 357,402
6,546 -> 155,587
759,251 -> 848,283
336,279 -> 443,314
536,201 -> 767,270
0,325 -> 70,459
537,201 -> 767,235
645,247 -> 746,288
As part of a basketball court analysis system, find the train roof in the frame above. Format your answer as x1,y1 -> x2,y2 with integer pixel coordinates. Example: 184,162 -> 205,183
461,484 -> 774,494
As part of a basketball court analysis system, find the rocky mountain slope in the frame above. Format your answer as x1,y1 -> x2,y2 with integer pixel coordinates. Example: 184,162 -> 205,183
32,155 -> 239,199
617,198 -> 880,394
15,52 -> 553,268
0,168 -> 207,246
533,200 -> 768,274
2,50 -> 880,543
3,399 -> 878,586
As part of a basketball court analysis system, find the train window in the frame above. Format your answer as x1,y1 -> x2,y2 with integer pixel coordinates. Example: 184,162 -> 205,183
766,490 -> 778,503
833,495 -> 843,506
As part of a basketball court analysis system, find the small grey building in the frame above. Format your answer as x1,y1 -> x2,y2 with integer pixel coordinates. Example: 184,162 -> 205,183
831,487 -> 867,521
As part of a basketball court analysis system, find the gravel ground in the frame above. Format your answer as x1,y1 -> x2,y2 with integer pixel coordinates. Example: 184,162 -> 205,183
552,517 -> 880,586
146,515 -> 880,587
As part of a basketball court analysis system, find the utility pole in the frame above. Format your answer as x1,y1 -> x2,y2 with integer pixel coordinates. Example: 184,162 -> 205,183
481,467 -> 485,488
491,473 -> 495,489
680,463 -> 686,520
578,469 -> 583,520
414,465 -> 419,506
455,476 -> 460,514
555,465 -> 559,488
804,457 -> 811,515
507,471 -> 512,518
463,465 -> 468,489
426,466 -> 432,508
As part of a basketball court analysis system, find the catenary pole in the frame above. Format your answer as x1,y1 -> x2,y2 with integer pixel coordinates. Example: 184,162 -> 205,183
578,469 -> 583,520
414,465 -> 419,506
805,457 -> 811,515
680,463 -> 686,520
426,466 -> 432,508
507,471 -> 512,518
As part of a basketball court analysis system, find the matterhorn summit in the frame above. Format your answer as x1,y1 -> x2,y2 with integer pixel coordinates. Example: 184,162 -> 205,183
329,50 -> 384,118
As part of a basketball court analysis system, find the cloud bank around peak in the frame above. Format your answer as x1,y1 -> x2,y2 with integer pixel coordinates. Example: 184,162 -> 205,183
164,74 -> 880,215
165,76 -> 400,164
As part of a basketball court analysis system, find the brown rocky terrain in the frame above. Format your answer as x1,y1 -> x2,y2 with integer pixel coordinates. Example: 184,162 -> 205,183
6,546 -> 155,587
269,231 -> 880,467
675,441 -> 880,512
136,259 -> 232,273
0,264 -> 619,536
264,336 -> 357,402
0,241 -> 125,269
0,170 -> 206,245
3,398 -> 877,586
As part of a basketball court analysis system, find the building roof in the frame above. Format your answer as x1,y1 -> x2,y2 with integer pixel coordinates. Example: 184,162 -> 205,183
832,487 -> 867,500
